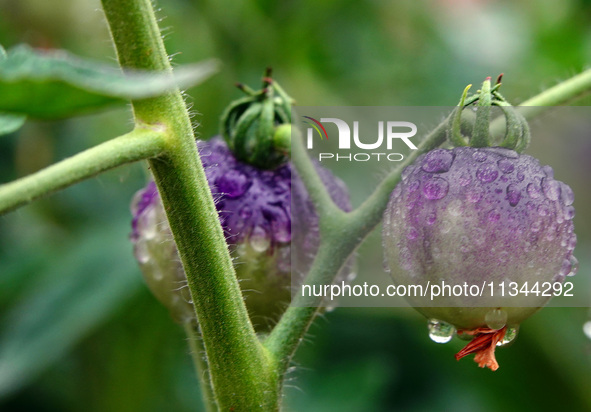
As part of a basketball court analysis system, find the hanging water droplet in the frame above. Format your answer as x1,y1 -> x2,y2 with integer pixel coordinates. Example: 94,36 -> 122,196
134,239 -> 150,264
568,255 -> 579,276
485,308 -> 508,330
497,326 -> 519,346
428,319 -> 455,344
249,226 -> 270,252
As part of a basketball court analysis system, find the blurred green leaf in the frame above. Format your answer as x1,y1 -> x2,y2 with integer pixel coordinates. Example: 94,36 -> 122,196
0,219 -> 143,398
0,112 -> 25,136
0,45 -> 219,118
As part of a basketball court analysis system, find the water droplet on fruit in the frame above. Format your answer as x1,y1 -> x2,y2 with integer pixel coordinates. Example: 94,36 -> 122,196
459,172 -> 472,187
497,159 -> 515,174
408,180 -> 420,193
506,184 -> 521,207
135,239 -> 150,264
537,204 -> 549,216
392,184 -> 402,199
527,182 -> 542,199
476,164 -> 499,183
567,234 -> 577,251
497,326 -> 519,346
542,178 -> 561,201
560,183 -> 574,206
138,207 -> 158,240
250,226 -> 270,252
517,172 -> 525,182
488,210 -> 501,223
531,221 -> 542,232
542,165 -> 554,178
466,186 -> 483,203
422,177 -> 449,200
558,258 -> 572,278
564,206 -> 575,220
485,309 -> 508,330
568,256 -> 579,276
421,149 -> 454,173
428,319 -> 455,343
472,151 -> 487,162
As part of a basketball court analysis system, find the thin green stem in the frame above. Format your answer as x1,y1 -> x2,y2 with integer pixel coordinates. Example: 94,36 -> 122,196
266,68 -> 591,377
0,128 -> 165,215
101,0 -> 278,410
290,124 -> 344,221
183,323 -> 217,412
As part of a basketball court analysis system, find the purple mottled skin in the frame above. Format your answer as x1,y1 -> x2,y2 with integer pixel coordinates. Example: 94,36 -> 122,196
383,147 -> 577,330
131,137 -> 352,329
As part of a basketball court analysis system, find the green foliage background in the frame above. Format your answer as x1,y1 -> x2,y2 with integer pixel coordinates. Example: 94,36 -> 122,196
0,0 -> 590,411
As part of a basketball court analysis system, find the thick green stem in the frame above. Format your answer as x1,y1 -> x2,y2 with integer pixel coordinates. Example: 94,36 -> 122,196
101,0 -> 278,410
0,128 -> 164,215
184,323 -> 217,412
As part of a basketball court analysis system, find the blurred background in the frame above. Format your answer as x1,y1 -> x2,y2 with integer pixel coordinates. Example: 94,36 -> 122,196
0,0 -> 590,410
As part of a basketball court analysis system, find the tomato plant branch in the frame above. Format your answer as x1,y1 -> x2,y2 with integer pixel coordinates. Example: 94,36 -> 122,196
0,128 -> 165,215
101,0 -> 278,410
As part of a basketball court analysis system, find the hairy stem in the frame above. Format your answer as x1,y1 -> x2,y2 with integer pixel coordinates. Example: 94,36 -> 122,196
266,68 -> 591,375
184,323 -> 217,412
101,0 -> 278,410
0,128 -> 165,215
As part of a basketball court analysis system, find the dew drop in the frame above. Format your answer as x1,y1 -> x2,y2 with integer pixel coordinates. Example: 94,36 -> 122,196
408,180 -> 420,193
497,326 -> 519,346
517,172 -> 525,182
537,204 -> 549,216
488,210 -> 501,223
542,165 -> 554,178
485,309 -> 508,330
391,184 -> 402,199
560,183 -> 574,206
568,255 -> 579,276
459,172 -> 472,187
531,221 -> 542,232
497,159 -> 515,174
428,319 -> 455,344
250,226 -> 270,252
527,182 -> 542,199
476,164 -> 499,183
465,185 -> 482,203
567,234 -> 577,251
401,165 -> 415,181
134,239 -> 150,264
421,149 -> 454,173
138,207 -> 158,240
472,151 -> 488,162
558,258 -> 572,278
541,178 -> 561,201
506,184 -> 521,207
564,205 -> 575,221
422,177 -> 449,200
